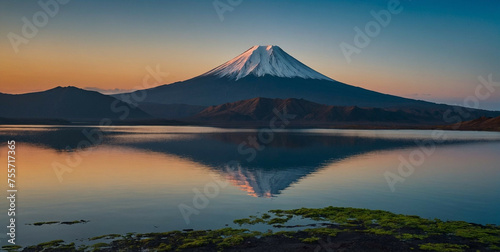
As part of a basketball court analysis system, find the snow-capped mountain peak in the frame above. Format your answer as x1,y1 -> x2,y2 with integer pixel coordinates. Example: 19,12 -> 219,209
201,45 -> 333,81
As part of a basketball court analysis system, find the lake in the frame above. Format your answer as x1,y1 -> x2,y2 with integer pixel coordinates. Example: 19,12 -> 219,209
0,125 -> 499,246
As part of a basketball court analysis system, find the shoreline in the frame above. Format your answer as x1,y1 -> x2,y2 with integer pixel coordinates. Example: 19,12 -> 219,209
5,207 -> 500,252
0,122 -> 499,133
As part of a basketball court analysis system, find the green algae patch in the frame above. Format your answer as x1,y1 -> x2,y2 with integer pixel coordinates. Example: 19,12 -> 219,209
396,233 -> 428,240
234,212 -> 294,227
29,220 -> 89,226
419,243 -> 469,252
89,234 -> 122,241
32,221 -> 59,226
90,242 -> 110,252
233,206 -> 500,250
23,240 -> 79,251
1,245 -> 22,252
300,236 -> 320,243
60,220 -> 89,225
218,235 -> 245,248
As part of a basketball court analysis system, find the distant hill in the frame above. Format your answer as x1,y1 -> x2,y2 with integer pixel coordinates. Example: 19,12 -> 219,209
0,86 -> 151,122
189,98 -> 500,128
190,97 -> 445,125
447,116 -> 500,131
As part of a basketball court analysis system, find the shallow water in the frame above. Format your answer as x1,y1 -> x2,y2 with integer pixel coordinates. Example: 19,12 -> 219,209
0,126 -> 499,246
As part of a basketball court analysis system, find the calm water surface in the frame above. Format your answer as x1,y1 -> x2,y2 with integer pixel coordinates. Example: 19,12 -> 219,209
0,126 -> 499,246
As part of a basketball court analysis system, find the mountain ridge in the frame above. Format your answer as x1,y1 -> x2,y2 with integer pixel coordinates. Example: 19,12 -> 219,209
0,86 -> 151,121
446,116 -> 500,131
192,97 -> 429,123
190,97 -> 500,128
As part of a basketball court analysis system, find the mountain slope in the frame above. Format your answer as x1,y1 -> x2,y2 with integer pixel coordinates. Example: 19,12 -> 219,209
0,86 -> 151,121
130,75 -> 429,108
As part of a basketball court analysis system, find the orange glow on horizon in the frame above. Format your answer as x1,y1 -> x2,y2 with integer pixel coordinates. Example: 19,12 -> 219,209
2,42 -> 498,110
0,144 -> 219,197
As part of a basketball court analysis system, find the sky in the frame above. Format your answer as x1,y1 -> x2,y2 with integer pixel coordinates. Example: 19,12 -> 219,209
1,0 -> 499,110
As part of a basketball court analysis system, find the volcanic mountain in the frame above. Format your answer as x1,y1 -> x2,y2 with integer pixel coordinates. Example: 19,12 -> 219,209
0,86 -> 150,121
121,45 -> 442,109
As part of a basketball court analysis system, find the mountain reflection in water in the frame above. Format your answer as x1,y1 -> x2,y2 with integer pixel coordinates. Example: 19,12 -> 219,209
0,126 -> 488,198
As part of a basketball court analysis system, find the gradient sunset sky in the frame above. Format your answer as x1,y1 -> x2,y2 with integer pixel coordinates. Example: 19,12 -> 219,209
1,0 -> 499,110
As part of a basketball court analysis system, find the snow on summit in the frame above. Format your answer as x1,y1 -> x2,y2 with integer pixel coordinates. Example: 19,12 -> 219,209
201,45 -> 333,81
